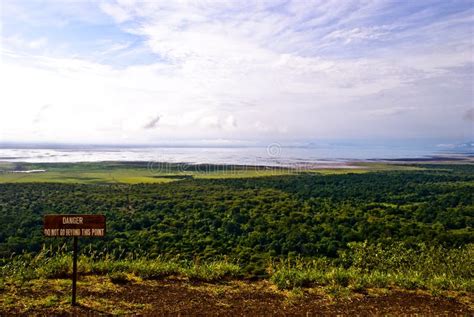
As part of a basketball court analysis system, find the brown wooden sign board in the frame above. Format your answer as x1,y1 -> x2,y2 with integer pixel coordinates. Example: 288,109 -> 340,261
44,214 -> 106,237
43,214 -> 106,306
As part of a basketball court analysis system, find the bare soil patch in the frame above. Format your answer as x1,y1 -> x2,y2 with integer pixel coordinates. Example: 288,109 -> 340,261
1,277 -> 472,316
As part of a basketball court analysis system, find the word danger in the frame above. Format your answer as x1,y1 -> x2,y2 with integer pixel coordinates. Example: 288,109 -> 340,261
63,216 -> 84,224
44,228 -> 105,237
43,214 -> 106,237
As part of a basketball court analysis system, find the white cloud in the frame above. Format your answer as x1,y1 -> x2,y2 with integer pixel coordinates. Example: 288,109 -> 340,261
0,0 -> 473,143
2,35 -> 48,51
367,106 -> 415,117
100,2 -> 131,23
28,37 -> 48,49
324,26 -> 390,44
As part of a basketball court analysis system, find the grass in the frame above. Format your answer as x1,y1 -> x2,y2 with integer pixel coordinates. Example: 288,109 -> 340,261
0,161 -> 426,184
0,163 -> 308,183
1,243 -> 472,314
352,162 -> 425,171
0,276 -> 150,314
269,266 -> 474,292
269,242 -> 474,292
0,249 -> 240,284
1,242 -> 471,293
184,261 -> 241,282
0,169 -> 176,184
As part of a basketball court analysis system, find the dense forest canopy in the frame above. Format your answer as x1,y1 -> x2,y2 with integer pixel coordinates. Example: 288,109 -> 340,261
0,164 -> 472,274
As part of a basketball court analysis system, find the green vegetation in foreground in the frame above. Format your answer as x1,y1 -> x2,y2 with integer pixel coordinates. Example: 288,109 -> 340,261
1,242 -> 472,295
0,161 -> 424,184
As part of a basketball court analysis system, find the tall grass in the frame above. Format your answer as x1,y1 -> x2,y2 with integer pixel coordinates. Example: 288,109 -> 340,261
340,241 -> 473,279
269,242 -> 474,291
1,242 -> 472,292
0,245 -> 240,284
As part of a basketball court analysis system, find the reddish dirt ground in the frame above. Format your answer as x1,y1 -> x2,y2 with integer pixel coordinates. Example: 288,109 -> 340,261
1,279 -> 472,316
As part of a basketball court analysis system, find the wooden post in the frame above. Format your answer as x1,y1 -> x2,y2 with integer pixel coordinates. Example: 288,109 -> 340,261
72,236 -> 78,306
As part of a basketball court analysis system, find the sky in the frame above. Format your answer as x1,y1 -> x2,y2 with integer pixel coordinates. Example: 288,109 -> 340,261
0,0 -> 473,145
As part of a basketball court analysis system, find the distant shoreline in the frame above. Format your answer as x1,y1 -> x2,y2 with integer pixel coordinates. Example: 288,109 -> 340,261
368,154 -> 473,162
0,145 -> 472,170
1,154 -> 472,171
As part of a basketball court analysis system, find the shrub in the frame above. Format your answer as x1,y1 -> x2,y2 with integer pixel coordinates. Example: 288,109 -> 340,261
394,273 -> 424,290
270,268 -> 309,290
185,261 -> 241,282
350,275 -> 369,292
131,259 -> 181,279
428,275 -> 451,291
36,254 -> 71,279
327,268 -> 352,287
366,271 -> 389,288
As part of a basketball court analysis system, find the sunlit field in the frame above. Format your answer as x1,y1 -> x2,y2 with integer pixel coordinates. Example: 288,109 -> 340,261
0,161 -> 432,184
